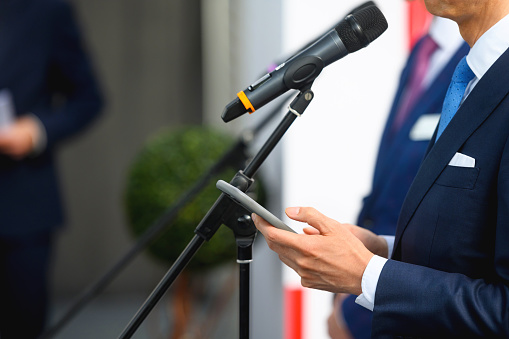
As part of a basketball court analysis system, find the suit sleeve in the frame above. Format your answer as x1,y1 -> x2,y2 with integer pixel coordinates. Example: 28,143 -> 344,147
372,259 -> 509,337
371,137 -> 509,338
33,0 -> 104,147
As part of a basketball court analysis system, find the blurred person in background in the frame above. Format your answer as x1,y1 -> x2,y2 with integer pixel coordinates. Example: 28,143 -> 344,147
0,0 -> 103,337
327,6 -> 469,339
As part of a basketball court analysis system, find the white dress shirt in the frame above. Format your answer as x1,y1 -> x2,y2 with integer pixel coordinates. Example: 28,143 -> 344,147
356,12 -> 509,311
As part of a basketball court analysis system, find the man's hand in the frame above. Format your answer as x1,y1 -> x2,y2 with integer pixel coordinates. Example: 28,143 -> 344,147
327,294 -> 354,339
0,116 -> 40,159
252,206 -> 378,295
300,218 -> 389,258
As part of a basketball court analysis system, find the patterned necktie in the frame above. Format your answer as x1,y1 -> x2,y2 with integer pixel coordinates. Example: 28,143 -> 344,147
392,35 -> 438,132
435,56 -> 475,140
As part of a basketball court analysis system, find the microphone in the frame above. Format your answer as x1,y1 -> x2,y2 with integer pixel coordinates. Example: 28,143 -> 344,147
265,1 -> 377,73
221,3 -> 388,123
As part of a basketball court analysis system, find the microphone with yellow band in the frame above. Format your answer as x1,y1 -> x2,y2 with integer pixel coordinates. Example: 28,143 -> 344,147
221,2 -> 388,123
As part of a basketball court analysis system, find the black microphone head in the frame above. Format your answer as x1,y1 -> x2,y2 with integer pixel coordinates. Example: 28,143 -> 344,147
350,1 -> 377,14
335,4 -> 388,53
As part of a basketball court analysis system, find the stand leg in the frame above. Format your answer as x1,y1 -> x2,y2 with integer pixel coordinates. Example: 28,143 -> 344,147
239,261 -> 250,339
116,89 -> 314,339
118,235 -> 205,339
237,233 -> 254,339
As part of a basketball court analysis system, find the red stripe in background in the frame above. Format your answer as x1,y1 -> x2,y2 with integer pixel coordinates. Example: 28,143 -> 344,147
284,287 -> 303,339
407,0 -> 433,50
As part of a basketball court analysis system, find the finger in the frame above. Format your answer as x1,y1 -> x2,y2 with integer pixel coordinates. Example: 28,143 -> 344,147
303,226 -> 320,235
251,213 -> 294,242
285,207 -> 339,235
0,132 -> 18,152
0,139 -> 14,153
278,253 -> 300,274
251,213 -> 278,234
0,134 -> 11,147
252,213 -> 301,253
0,138 -> 22,157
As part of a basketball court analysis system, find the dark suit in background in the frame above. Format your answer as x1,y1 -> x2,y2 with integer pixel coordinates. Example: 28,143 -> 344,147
0,0 -> 103,337
337,23 -> 469,338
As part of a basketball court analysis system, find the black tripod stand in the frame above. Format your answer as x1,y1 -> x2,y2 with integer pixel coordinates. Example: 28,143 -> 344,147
39,95 -> 292,339
118,87 -> 314,339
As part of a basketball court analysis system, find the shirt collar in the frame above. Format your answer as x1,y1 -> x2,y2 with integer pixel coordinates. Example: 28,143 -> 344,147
429,16 -> 464,55
467,13 -> 509,80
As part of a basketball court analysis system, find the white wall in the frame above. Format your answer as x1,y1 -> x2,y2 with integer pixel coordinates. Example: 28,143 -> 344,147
280,1 -> 406,338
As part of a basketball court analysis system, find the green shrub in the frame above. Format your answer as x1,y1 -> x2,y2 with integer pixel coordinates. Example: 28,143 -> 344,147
124,126 -> 259,272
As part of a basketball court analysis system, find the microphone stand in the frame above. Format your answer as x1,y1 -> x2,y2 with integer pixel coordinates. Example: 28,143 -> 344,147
118,87 -> 314,339
39,96 -> 291,339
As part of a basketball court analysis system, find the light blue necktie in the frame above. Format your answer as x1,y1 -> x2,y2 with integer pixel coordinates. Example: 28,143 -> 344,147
436,56 -> 475,140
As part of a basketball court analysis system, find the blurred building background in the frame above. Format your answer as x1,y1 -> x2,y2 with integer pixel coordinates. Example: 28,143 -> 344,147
47,0 -> 408,338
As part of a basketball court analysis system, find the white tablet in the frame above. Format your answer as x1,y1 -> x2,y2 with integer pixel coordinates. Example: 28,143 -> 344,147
216,180 -> 296,233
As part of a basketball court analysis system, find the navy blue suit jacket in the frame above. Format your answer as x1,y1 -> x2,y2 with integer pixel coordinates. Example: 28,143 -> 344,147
371,46 -> 509,338
342,37 -> 469,338
0,0 -> 103,237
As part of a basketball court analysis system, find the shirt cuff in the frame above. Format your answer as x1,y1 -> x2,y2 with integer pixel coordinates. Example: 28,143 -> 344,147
381,235 -> 395,259
355,254 -> 388,311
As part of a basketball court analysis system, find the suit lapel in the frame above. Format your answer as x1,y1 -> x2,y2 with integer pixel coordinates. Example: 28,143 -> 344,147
394,47 -> 509,251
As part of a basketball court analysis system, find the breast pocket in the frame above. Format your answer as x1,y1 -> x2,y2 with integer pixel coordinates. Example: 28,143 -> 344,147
435,165 -> 480,190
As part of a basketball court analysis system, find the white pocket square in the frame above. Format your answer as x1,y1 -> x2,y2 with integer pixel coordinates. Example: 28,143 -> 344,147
449,152 -> 475,168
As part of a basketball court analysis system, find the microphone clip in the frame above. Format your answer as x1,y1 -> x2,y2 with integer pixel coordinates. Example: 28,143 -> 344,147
288,87 -> 314,118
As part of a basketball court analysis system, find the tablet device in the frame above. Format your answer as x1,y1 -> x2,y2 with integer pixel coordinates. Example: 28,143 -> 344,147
216,180 -> 296,233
